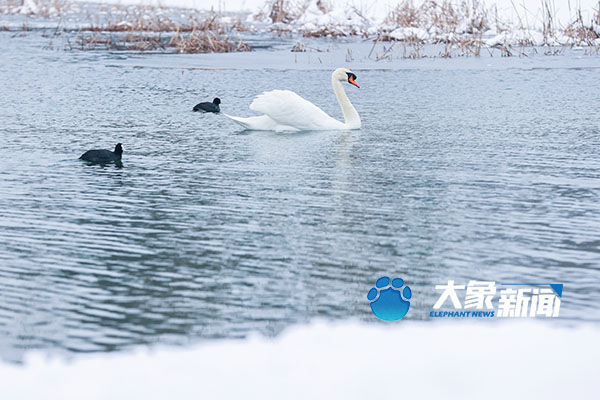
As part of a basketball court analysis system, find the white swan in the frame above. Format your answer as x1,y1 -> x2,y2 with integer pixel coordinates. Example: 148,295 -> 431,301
224,68 -> 361,132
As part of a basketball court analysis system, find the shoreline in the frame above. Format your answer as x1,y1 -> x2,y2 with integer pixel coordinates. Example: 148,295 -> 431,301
1,1 -> 599,57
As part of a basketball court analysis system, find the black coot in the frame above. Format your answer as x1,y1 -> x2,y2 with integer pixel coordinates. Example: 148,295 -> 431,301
193,98 -> 221,113
79,143 -> 123,163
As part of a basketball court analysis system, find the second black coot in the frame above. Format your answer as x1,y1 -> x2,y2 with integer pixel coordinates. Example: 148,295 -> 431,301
193,98 -> 221,113
79,143 -> 123,163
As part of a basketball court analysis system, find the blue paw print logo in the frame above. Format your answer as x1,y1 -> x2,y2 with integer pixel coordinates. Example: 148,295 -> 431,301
367,276 -> 412,321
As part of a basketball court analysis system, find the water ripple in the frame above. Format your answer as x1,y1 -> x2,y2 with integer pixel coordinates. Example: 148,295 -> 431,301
1,34 -> 599,362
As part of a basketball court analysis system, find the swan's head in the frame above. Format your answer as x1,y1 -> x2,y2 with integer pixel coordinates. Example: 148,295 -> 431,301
333,68 -> 359,88
213,98 -> 221,105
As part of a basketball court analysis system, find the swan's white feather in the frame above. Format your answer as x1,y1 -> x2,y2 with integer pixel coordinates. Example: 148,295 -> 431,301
223,113 -> 299,132
249,90 -> 345,131
224,114 -> 274,130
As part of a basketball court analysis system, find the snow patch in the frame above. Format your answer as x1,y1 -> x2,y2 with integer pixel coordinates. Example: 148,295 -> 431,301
0,320 -> 598,399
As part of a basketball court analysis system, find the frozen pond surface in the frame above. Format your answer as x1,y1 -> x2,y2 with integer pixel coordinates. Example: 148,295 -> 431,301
0,32 -> 599,362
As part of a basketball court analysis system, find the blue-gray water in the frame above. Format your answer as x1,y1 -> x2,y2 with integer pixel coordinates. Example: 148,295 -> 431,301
1,32 -> 599,362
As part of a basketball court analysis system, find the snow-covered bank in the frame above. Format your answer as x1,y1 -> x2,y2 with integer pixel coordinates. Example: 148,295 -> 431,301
2,0 -> 600,52
248,0 -> 600,46
250,0 -> 600,30
0,321 -> 598,399
63,0 -> 599,29
62,0 -> 600,45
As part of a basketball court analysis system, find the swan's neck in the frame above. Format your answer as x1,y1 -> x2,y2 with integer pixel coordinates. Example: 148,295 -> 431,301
332,77 -> 361,129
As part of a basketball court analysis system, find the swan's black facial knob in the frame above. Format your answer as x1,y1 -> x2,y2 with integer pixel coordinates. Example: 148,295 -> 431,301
346,72 -> 359,88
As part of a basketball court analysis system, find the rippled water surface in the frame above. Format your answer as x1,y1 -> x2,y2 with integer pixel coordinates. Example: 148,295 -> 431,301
1,33 -> 599,362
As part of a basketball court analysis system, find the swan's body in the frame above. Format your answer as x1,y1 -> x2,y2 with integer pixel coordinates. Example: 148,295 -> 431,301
225,68 -> 361,132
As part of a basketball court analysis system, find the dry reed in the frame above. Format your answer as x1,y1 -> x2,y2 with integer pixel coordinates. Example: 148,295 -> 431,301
2,0 -> 599,57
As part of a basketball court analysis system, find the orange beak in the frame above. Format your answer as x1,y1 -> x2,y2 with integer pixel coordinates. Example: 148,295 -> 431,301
348,76 -> 359,88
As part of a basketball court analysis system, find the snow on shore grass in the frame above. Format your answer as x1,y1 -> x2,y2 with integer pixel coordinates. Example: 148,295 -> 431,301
2,0 -> 600,54
1,1 -> 254,52
249,0 -> 600,46
0,320 -> 598,399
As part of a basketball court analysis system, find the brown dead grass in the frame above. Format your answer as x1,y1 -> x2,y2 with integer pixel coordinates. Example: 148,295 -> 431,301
169,31 -> 251,53
88,8 -> 239,34
255,0 -> 308,24
72,30 -> 251,53
384,0 -> 488,35
564,2 -> 600,45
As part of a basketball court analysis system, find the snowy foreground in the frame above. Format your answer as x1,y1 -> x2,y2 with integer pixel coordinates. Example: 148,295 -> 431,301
1,321 -> 597,399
